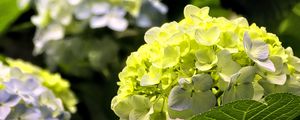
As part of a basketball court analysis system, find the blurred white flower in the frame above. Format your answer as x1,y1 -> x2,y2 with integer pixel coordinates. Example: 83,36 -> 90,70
136,0 -> 168,28
90,6 -> 128,31
33,24 -> 64,55
149,0 -> 168,14
17,0 -> 31,10
17,0 -> 168,55
67,0 -> 81,5
74,2 -> 128,31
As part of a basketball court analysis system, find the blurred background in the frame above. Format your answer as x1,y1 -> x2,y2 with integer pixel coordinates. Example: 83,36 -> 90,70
0,0 -> 300,119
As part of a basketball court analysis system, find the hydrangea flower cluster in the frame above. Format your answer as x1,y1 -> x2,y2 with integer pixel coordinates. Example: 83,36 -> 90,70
6,58 -> 78,113
111,5 -> 300,119
0,63 -> 70,120
19,0 -> 167,54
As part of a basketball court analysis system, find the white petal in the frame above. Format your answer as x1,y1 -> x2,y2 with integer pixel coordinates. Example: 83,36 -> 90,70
21,108 -> 42,119
108,17 -> 128,31
31,14 -> 48,28
4,95 -> 21,107
33,24 -> 64,54
252,81 -> 264,100
255,59 -> 276,72
68,0 -> 82,5
217,50 -> 241,77
136,14 -> 152,28
0,91 -> 10,103
195,62 -> 213,71
243,32 -> 252,53
91,2 -> 110,15
219,73 -> 231,82
111,7 -> 126,17
266,74 -> 287,85
90,16 -> 109,29
151,1 -> 168,14
18,0 -> 30,9
45,24 -> 64,40
74,3 -> 91,20
0,106 -> 11,120
144,27 -> 160,44
251,41 -> 269,61
195,27 -> 221,46
59,14 -> 72,25
140,74 -> 159,86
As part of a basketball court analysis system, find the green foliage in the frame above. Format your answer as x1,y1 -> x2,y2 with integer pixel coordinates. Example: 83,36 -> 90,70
0,0 -> 24,34
44,38 -> 119,77
190,93 -> 300,120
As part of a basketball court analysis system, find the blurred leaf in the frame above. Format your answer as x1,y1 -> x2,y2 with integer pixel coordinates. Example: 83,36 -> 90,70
190,93 -> 300,120
279,13 -> 300,56
279,4 -> 300,39
221,0 -> 298,33
0,54 -> 8,65
292,2 -> 300,16
0,0 -> 24,34
45,37 -> 119,78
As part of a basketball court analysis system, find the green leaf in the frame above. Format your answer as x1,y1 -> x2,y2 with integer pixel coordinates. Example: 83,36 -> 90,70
292,3 -> 300,16
190,93 -> 300,120
0,0 -> 24,33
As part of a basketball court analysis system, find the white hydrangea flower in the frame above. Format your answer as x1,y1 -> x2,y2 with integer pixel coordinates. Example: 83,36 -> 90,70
74,1 -> 128,31
18,0 -> 168,55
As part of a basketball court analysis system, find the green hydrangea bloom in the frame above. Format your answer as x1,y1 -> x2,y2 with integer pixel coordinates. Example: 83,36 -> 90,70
111,5 -> 300,119
5,58 -> 77,113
